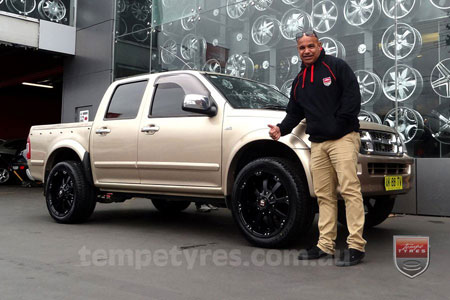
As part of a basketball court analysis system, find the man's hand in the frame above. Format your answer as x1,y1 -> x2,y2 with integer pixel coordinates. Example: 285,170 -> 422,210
268,124 -> 281,141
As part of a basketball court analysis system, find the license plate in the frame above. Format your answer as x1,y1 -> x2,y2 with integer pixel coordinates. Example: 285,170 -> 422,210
385,175 -> 403,191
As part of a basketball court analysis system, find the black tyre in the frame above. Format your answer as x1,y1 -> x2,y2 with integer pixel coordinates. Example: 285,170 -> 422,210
151,199 -> 191,213
0,167 -> 10,184
338,196 -> 395,228
45,161 -> 96,223
231,157 -> 314,248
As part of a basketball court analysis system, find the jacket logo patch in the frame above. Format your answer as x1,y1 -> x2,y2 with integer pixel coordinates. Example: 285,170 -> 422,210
323,77 -> 332,86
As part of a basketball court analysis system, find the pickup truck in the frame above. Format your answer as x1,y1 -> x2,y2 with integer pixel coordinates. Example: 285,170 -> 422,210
27,71 -> 414,248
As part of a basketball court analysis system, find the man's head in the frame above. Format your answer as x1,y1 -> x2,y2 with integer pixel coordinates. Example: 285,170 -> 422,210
296,30 -> 322,67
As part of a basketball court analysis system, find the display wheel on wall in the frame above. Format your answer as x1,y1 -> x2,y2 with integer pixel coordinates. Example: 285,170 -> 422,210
131,24 -> 149,42
382,64 -> 423,102
161,21 -> 178,37
312,0 -> 338,33
130,1 -> 150,21
6,0 -> 36,15
355,70 -> 382,105
381,23 -> 422,61
429,104 -> 450,144
180,34 -> 206,61
38,0 -> 66,23
277,57 -> 291,81
429,0 -> 450,9
280,8 -> 312,40
225,54 -> 254,78
253,0 -> 273,11
383,107 -> 424,143
343,0 -> 381,28
431,58 -> 450,98
281,79 -> 294,97
227,0 -> 250,20
320,37 -> 346,60
358,110 -> 382,124
251,15 -> 281,46
117,0 -> 128,14
382,0 -> 419,19
281,0 -> 311,7
181,7 -> 199,31
117,17 -> 128,36
203,59 -> 222,73
160,39 -> 177,64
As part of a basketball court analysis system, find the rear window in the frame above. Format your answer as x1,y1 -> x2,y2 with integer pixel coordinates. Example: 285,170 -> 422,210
105,80 -> 148,119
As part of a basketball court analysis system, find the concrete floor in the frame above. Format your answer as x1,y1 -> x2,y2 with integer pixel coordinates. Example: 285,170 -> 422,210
0,185 -> 449,300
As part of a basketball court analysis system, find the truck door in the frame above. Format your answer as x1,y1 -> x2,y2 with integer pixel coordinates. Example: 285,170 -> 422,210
91,80 -> 148,184
137,74 -> 222,187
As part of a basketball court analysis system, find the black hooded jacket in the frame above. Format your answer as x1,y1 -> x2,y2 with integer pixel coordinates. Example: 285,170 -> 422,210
277,48 -> 361,143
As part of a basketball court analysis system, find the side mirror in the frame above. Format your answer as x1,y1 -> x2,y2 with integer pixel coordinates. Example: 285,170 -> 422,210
182,94 -> 217,116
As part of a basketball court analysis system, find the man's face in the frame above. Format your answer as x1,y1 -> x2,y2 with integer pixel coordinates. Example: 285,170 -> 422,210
297,35 -> 322,67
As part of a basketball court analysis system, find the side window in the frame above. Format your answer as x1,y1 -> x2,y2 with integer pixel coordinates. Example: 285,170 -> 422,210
150,74 -> 210,117
105,80 -> 148,120
151,82 -> 192,117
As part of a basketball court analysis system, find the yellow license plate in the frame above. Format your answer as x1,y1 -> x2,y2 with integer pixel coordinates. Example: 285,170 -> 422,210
385,175 -> 403,191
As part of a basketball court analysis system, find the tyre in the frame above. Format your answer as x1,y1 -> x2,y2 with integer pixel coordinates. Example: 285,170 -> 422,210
231,157 -> 314,248
338,196 -> 395,228
151,199 -> 191,213
0,167 -> 10,184
45,161 -> 96,223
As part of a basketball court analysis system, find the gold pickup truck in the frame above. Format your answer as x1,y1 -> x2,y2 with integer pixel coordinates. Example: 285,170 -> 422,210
27,71 -> 414,248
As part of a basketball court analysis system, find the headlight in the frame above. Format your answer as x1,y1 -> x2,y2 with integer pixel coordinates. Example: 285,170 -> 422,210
359,130 -> 374,154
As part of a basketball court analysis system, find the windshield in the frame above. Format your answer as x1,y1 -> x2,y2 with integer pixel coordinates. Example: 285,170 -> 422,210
204,74 -> 289,109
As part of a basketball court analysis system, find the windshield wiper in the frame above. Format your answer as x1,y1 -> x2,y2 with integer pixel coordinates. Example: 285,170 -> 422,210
259,105 -> 286,110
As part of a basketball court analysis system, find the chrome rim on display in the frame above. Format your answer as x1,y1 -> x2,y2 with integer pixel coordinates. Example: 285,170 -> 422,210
281,79 -> 294,97
225,54 -> 255,78
355,70 -> 382,105
117,17 -> 127,36
131,2 -> 150,21
382,0 -> 418,19
117,0 -> 128,13
6,0 -> 36,15
203,59 -> 222,73
181,7 -> 199,31
180,34 -> 206,61
320,37 -> 346,60
132,24 -> 148,42
280,9 -> 312,40
160,39 -> 177,64
251,15 -> 281,46
343,0 -> 381,27
429,0 -> 450,9
382,65 -> 423,102
277,58 -> 291,80
358,110 -> 382,124
312,0 -> 338,33
38,0 -> 66,22
281,0 -> 308,6
429,104 -> 450,144
227,0 -> 249,19
381,23 -> 422,60
383,107 -> 424,143
431,58 -> 450,98
253,0 -> 273,11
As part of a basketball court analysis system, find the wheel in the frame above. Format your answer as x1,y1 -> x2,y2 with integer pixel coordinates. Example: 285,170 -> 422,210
0,167 -> 10,184
338,197 -> 395,228
231,157 -> 314,248
45,161 -> 96,223
151,199 -> 191,213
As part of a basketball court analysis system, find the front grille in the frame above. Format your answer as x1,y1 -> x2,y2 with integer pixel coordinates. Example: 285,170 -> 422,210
368,163 -> 408,175
360,130 -> 400,156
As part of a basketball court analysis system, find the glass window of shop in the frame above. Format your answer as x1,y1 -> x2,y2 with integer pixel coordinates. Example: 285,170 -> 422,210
114,0 -> 450,158
0,0 -> 75,26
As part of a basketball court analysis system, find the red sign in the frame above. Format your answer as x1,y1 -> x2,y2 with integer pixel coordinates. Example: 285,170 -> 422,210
394,236 -> 430,278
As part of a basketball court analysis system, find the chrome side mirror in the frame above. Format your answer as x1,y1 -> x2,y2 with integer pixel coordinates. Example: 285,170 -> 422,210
182,94 -> 217,116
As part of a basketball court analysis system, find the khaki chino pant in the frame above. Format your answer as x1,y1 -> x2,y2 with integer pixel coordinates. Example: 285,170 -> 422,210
310,131 -> 367,254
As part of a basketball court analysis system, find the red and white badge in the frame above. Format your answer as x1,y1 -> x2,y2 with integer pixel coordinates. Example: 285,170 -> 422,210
323,77 -> 332,86
393,236 -> 430,278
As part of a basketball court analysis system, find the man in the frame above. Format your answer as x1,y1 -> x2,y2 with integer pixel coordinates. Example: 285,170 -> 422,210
268,30 -> 366,267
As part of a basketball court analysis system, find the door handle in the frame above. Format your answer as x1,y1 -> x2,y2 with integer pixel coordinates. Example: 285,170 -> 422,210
141,125 -> 160,134
95,128 -> 111,134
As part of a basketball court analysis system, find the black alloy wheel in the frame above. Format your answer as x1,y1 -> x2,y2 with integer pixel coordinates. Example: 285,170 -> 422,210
231,157 -> 313,248
46,161 -> 96,223
0,167 -> 10,184
338,196 -> 396,228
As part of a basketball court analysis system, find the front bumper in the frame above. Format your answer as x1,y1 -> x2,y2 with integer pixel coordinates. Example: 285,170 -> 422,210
357,153 -> 414,197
